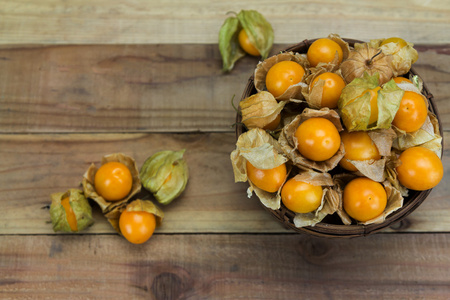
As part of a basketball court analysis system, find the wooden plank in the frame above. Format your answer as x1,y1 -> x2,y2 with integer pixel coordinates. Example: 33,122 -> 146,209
0,44 -> 449,133
0,132 -> 449,235
0,234 -> 449,299
1,0 -> 450,45
0,44 -> 253,133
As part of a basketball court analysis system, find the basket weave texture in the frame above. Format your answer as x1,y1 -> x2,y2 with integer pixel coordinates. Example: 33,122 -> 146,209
236,38 -> 442,238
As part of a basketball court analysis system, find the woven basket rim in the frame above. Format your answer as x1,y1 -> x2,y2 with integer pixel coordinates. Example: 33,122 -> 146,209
235,38 -> 443,238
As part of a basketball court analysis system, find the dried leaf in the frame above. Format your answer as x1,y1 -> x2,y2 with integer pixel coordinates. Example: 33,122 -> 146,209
254,52 -> 309,101
385,152 -> 409,197
289,171 -> 337,228
240,91 -> 286,130
231,128 -> 288,209
82,153 -> 141,213
343,128 -> 397,182
393,112 -> 442,156
378,39 -> 419,76
333,174 -> 403,225
360,181 -> 404,225
106,199 -> 164,234
332,173 -> 354,225
279,108 -> 344,172
301,64 -> 345,109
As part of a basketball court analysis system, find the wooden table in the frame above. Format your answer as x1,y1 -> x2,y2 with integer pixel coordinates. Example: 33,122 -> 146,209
1,1 -> 449,298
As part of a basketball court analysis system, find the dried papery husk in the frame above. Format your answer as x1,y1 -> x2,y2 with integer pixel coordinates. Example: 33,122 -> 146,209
393,112 -> 443,157
361,180 -> 404,225
82,153 -> 141,214
370,38 -> 419,77
410,74 -> 424,93
328,33 -> 351,60
332,173 -> 355,225
278,108 -> 345,172
340,43 -> 394,85
231,128 -> 288,209
49,189 -> 94,233
338,73 -> 404,131
240,91 -> 286,130
302,66 -> 345,109
247,170 -> 290,210
254,52 -> 309,101
287,171 -> 339,227
333,174 -> 404,225
395,80 -> 422,94
385,152 -> 409,197
344,128 -> 397,182
313,33 -> 351,69
105,199 -> 164,234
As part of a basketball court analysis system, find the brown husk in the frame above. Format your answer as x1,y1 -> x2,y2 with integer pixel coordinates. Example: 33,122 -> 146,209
340,43 -> 394,85
288,171 -> 339,227
82,153 -> 141,214
310,34 -> 351,69
279,108 -> 344,172
385,152 -> 409,197
393,112 -> 442,155
334,174 -> 404,225
254,52 -> 309,101
302,65 -> 345,109
391,86 -> 442,157
390,87 -> 442,156
343,128 -> 397,182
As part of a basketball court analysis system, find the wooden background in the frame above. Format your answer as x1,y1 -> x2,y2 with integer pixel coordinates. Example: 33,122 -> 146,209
1,1 -> 449,299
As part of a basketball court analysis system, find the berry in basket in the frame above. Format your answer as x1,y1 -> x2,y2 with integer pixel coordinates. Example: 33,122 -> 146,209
232,33 -> 443,237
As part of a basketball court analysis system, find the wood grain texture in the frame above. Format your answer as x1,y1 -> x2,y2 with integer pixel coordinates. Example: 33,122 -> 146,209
0,132 -> 448,235
0,44 -> 251,133
0,44 -> 449,133
0,234 -> 449,299
1,0 -> 450,45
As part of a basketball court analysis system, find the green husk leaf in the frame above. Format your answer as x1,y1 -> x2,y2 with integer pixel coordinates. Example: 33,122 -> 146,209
237,10 -> 274,60
140,149 -> 189,205
219,15 -> 246,72
338,72 -> 404,131
49,189 -> 94,233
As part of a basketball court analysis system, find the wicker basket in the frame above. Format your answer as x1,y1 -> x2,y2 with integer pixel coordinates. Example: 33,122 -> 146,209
235,38 -> 443,238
